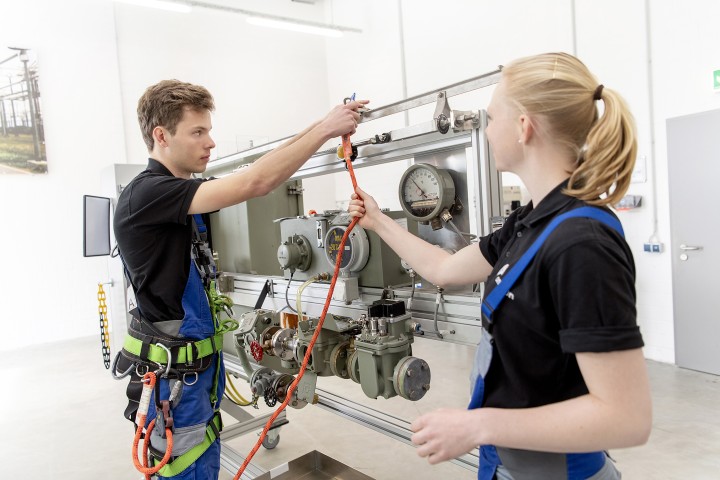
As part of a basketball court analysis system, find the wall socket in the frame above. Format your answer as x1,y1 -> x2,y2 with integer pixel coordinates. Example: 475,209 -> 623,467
643,242 -> 663,253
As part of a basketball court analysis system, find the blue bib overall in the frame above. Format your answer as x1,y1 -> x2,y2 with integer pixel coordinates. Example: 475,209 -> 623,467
469,207 -> 623,480
141,214 -> 225,480
145,261 -> 225,479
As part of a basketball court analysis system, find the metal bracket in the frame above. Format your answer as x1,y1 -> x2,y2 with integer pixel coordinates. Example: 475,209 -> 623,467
451,110 -> 481,132
433,91 -> 452,134
287,183 -> 304,195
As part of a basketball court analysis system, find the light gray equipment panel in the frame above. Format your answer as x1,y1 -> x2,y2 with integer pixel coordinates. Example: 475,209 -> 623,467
277,211 -> 418,289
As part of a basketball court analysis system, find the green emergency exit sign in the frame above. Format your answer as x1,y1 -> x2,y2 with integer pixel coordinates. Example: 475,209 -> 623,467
715,69 -> 720,91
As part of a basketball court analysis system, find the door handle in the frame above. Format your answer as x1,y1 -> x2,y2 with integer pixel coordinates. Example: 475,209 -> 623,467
679,244 -> 703,251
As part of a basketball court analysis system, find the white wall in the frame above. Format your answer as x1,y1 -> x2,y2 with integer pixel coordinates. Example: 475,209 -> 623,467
112,1 -> 333,164
3,0 -> 718,363
0,0 -> 126,351
321,0 -> 720,363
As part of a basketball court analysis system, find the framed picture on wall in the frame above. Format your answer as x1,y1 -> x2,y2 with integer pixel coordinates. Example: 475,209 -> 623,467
0,46 -> 46,174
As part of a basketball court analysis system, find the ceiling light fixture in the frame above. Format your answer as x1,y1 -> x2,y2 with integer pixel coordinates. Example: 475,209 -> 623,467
115,0 -> 361,37
246,16 -> 343,38
113,0 -> 192,13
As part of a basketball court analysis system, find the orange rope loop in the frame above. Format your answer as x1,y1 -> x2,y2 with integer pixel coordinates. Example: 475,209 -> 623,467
234,129 -> 361,480
131,371 -> 174,479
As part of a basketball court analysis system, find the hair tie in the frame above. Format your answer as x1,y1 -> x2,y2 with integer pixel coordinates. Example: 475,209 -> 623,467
593,84 -> 604,101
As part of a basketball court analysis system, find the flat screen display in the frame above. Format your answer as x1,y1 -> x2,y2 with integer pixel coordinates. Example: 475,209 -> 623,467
83,195 -> 111,257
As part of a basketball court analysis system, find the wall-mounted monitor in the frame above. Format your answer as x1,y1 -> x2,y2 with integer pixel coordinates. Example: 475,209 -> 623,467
83,195 -> 111,257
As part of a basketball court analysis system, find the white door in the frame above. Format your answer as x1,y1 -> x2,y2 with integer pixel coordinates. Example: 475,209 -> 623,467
667,109 -> 720,375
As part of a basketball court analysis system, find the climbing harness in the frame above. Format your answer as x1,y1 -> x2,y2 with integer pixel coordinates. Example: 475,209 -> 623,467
114,211 -> 238,478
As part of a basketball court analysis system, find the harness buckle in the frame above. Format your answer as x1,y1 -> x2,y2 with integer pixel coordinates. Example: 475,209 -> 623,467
184,341 -> 197,367
480,301 -> 495,334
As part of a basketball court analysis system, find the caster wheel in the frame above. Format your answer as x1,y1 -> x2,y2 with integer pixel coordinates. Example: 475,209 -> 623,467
262,432 -> 280,450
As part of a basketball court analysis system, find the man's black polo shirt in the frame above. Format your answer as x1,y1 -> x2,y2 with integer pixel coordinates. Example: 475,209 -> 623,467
114,158 -> 203,324
478,180 -> 643,409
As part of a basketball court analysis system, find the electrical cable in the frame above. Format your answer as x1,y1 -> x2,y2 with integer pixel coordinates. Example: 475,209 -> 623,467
445,218 -> 475,245
407,272 -> 416,311
224,372 -> 253,406
296,275 -> 324,318
233,110 -> 361,480
284,271 -> 297,313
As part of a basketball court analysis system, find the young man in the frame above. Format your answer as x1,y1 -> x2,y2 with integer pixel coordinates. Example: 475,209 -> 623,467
114,79 -> 365,479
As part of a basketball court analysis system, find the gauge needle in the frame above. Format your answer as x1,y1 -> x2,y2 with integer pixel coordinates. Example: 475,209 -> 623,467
411,178 -> 428,198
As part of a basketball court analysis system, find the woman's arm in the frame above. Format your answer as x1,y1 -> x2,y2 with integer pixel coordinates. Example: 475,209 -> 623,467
349,187 -> 493,287
411,348 -> 652,464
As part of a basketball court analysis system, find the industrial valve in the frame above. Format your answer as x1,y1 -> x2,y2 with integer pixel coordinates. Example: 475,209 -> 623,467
234,299 -> 431,404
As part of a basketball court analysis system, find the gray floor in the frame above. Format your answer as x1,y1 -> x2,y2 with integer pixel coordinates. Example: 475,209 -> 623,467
1,336 -> 718,479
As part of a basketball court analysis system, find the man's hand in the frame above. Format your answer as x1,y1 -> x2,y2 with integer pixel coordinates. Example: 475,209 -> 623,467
318,100 -> 369,139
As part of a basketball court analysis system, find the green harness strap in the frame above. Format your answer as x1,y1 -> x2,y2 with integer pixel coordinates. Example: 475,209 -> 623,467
149,282 -> 238,477
206,281 -> 235,407
122,281 -> 238,367
122,331 -> 226,365
153,413 -> 223,477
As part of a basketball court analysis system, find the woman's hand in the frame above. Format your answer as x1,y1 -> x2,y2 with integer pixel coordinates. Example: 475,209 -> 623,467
411,408 -> 481,464
348,186 -> 382,231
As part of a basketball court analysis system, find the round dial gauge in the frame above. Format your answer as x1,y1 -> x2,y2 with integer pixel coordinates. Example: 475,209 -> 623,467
398,163 -> 456,222
324,225 -> 370,272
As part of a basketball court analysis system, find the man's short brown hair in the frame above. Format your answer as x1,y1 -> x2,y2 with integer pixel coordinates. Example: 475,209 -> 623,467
137,79 -> 215,151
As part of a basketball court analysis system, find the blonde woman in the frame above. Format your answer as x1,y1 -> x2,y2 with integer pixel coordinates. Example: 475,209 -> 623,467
348,52 -> 651,479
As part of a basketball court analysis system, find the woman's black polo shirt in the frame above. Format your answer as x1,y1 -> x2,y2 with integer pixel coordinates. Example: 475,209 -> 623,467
114,158 -> 203,324
478,180 -> 643,409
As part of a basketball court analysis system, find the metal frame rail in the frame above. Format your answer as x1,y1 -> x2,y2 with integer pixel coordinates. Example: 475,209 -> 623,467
221,347 -> 480,474
212,69 -> 505,477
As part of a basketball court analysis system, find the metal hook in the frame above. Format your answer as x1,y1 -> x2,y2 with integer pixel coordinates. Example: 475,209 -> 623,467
110,352 -> 134,380
183,372 -> 199,386
135,364 -> 149,377
223,304 -> 234,318
155,343 -> 172,378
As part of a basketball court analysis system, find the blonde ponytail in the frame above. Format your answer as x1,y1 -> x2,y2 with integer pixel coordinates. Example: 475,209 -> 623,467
565,88 -> 637,206
501,53 -> 638,206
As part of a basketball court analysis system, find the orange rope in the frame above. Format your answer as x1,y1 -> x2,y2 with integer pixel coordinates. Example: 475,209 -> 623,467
234,131 -> 360,480
132,371 -> 174,479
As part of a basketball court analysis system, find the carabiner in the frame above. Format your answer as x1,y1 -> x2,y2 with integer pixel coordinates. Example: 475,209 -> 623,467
155,343 -> 172,378
110,352 -> 134,380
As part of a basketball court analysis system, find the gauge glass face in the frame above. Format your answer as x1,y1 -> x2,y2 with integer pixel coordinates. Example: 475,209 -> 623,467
402,167 -> 441,218
325,226 -> 352,269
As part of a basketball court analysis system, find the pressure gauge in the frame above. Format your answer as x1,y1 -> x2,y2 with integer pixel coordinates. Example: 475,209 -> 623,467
324,225 -> 370,272
398,163 -> 456,222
